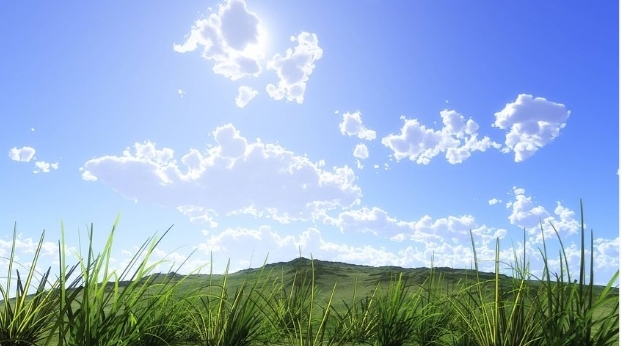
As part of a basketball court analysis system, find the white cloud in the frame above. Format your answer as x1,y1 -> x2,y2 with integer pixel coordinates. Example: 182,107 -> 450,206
173,0 -> 265,81
0,237 -> 58,258
177,205 -> 218,228
266,32 -> 323,104
235,85 -> 258,108
339,111 -> 376,140
322,206 -> 503,247
8,147 -> 36,162
382,110 -> 501,164
353,144 -> 369,160
493,94 -> 570,162
80,124 -> 362,224
594,237 -> 619,270
325,207 -> 414,237
507,187 -> 580,242
178,89 -> 185,97
488,198 -> 502,205
33,161 -> 59,174
197,226 -> 308,270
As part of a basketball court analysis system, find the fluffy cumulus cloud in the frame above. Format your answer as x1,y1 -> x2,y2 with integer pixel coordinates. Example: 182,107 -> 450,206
235,85 -> 258,108
8,146 -> 36,162
382,110 -> 501,164
493,94 -> 570,162
506,187 -> 580,242
173,0 -> 265,81
33,161 -> 59,174
80,124 -> 361,224
353,144 -> 369,160
266,32 -> 323,104
339,111 -> 376,140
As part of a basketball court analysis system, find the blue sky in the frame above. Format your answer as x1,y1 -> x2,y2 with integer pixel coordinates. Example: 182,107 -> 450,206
1,0 -> 618,284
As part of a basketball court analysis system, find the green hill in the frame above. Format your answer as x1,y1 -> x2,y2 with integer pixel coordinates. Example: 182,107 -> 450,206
140,256 -> 618,302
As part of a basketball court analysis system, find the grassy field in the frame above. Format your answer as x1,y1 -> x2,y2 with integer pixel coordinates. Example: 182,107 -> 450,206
0,204 -> 618,346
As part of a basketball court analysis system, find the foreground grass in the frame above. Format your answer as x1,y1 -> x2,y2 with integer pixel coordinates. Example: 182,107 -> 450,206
0,202 -> 618,346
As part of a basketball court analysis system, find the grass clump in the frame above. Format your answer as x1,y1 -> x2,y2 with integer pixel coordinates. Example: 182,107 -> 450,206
0,226 -> 75,346
263,256 -> 338,346
180,259 -> 270,346
53,216 -> 194,346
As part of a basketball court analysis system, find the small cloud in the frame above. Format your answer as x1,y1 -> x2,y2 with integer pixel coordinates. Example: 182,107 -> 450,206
235,86 -> 258,108
8,147 -> 36,162
353,143 -> 369,160
177,205 -> 219,228
31,128 -> 35,132
493,94 -> 570,162
266,32 -> 323,104
339,111 -> 376,140
488,198 -> 502,205
178,89 -> 186,97
33,161 -> 59,174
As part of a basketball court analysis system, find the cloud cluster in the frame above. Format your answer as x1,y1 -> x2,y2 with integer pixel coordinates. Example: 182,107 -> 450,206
34,161 -> 59,174
339,111 -> 376,140
382,110 -> 501,164
266,32 -> 323,104
175,0 -> 323,105
493,94 -> 570,162
323,206 -> 504,246
81,124 -> 361,224
506,187 -> 580,242
8,146 -> 59,174
173,0 -> 264,81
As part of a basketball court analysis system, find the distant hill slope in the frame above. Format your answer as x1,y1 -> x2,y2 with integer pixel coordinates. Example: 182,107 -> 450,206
141,257 -> 618,301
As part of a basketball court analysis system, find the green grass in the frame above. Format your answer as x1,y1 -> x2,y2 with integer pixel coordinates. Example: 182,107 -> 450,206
0,202 -> 618,345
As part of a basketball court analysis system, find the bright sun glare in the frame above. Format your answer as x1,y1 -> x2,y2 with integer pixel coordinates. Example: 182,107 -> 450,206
242,25 -> 269,58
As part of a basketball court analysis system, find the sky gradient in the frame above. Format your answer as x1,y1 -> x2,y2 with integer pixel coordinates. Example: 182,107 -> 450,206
1,0 -> 619,284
